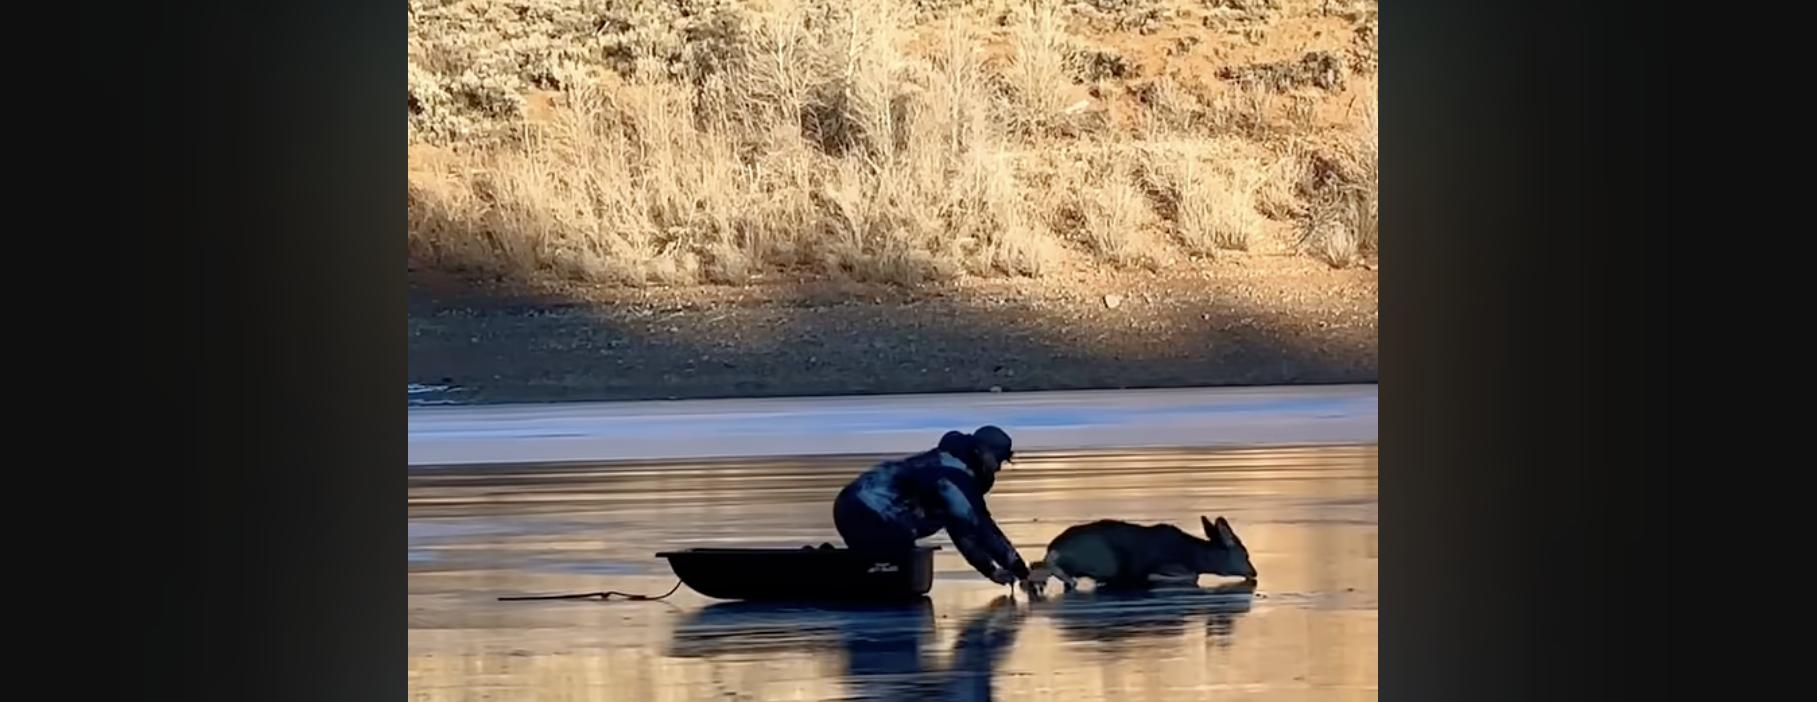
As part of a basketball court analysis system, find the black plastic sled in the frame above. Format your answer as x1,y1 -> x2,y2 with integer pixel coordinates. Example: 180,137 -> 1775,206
656,544 -> 940,602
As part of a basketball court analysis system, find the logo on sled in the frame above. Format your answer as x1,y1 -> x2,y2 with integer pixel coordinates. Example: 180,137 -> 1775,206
868,562 -> 900,574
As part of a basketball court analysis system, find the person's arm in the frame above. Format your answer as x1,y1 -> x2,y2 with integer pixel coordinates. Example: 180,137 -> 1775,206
949,532 -> 1009,583
935,477 -> 1029,583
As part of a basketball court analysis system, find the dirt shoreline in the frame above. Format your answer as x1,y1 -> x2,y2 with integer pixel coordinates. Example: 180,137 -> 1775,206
408,254 -> 1376,405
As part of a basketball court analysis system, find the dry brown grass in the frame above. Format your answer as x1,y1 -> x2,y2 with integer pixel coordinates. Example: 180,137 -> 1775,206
1296,89 -> 1377,267
408,0 -> 1380,284
1072,160 -> 1160,266
999,2 -> 1078,137
1173,156 -> 1267,253
1129,138 -> 1271,255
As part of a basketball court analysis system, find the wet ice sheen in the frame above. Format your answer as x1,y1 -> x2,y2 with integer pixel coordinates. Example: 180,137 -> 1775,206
408,445 -> 1377,701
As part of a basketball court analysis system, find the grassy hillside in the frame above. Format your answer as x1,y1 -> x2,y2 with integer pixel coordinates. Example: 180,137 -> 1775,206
407,0 -> 1379,287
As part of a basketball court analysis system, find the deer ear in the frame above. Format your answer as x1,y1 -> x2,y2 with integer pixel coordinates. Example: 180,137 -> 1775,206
1201,516 -> 1217,540
1213,517 -> 1237,547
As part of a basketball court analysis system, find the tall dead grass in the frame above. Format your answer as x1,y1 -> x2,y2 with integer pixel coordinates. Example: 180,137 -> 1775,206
1136,139 -> 1270,255
407,0 -> 1380,284
410,0 -> 1074,285
999,2 -> 1077,138
1297,90 -> 1377,267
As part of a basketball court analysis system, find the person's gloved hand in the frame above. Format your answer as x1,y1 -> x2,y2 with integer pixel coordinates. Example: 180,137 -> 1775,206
990,558 -> 1032,585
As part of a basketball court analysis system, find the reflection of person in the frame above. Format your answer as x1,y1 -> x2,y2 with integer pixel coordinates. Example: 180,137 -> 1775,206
840,596 -> 1026,702
832,426 -> 1030,585
945,595 -> 1025,702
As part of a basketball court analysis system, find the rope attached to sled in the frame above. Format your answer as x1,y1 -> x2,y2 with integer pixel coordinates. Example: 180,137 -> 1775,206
497,579 -> 684,602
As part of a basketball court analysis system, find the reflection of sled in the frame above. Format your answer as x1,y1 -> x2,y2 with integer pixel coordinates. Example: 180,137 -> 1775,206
668,597 -> 1022,702
1042,580 -> 1257,646
656,545 -> 939,601
666,599 -> 935,658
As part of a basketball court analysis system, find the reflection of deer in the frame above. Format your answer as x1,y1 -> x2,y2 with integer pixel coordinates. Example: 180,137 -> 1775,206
1037,580 -> 1257,651
666,596 -> 1027,701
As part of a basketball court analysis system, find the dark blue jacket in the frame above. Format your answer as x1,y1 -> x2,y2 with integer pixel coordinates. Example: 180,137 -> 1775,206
841,447 -> 1028,580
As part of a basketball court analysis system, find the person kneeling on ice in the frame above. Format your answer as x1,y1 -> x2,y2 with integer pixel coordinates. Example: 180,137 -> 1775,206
833,426 -> 1031,586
